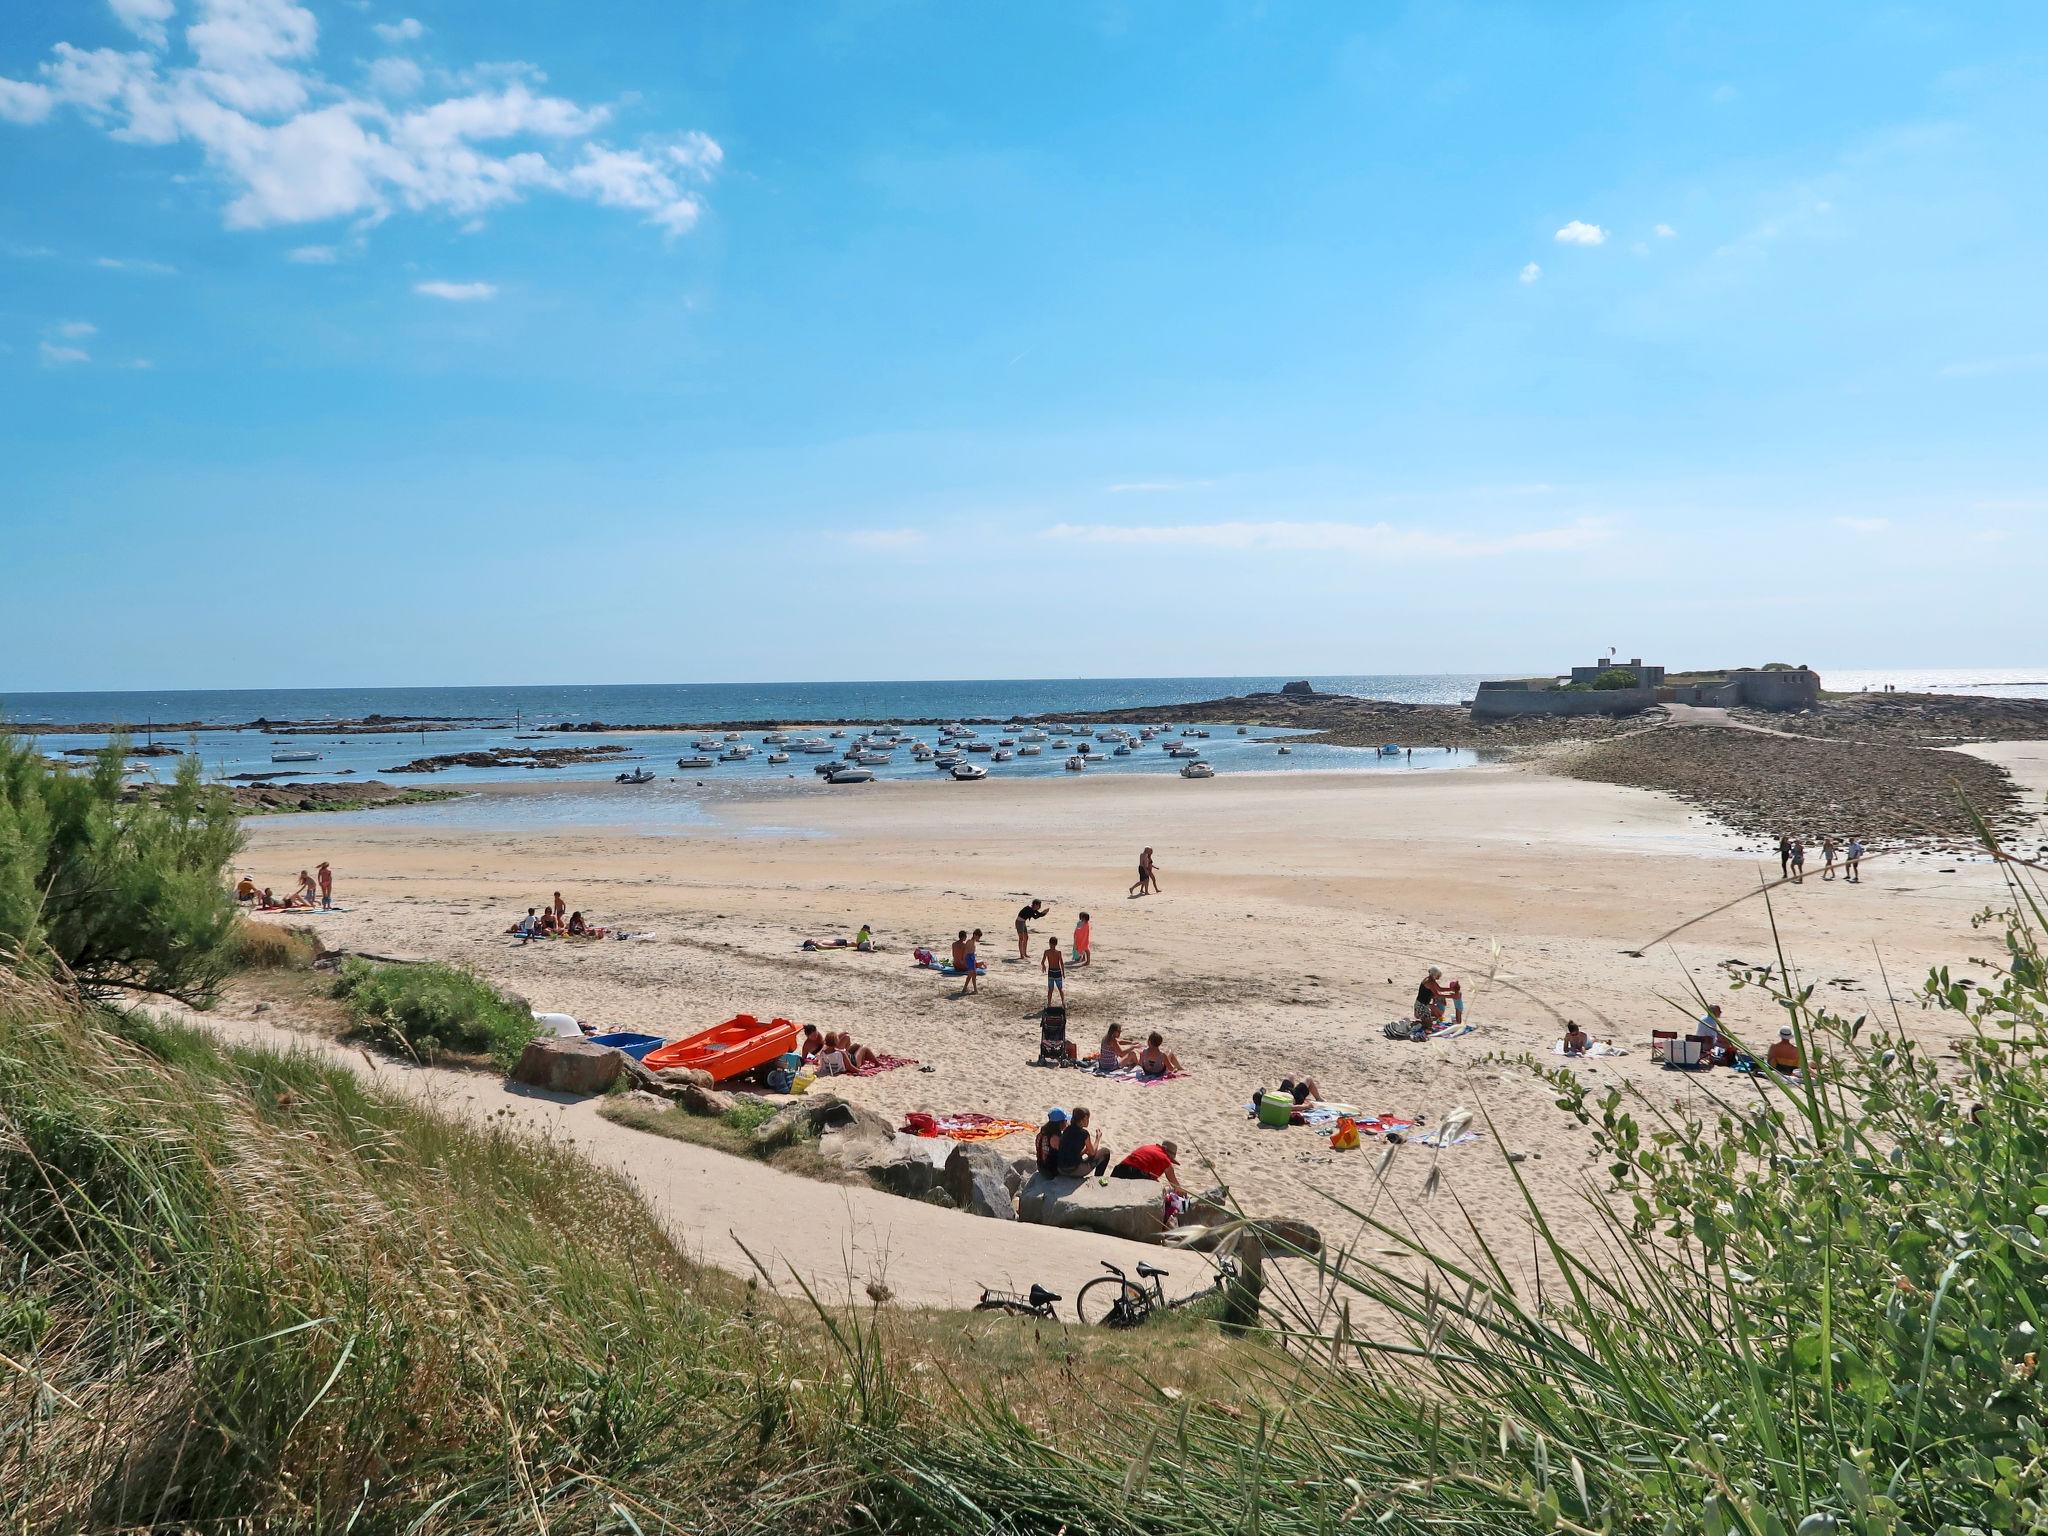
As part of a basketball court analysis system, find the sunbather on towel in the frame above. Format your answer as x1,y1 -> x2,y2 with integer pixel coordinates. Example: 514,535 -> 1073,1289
1562,1021 -> 1589,1056
1279,1075 -> 1323,1106
1098,1022 -> 1140,1071
1138,1031 -> 1183,1077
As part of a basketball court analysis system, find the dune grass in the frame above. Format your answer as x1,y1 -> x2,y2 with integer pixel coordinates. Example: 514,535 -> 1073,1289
229,918 -> 323,970
331,954 -> 539,1067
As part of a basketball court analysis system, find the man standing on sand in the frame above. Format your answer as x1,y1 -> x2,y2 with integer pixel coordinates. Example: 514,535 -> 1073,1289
1777,834 -> 1793,879
961,929 -> 982,995
1016,898 -> 1050,960
1846,836 -> 1865,883
1129,847 -> 1161,898
317,861 -> 333,909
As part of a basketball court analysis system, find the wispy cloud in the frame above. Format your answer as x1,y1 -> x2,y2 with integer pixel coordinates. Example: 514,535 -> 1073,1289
1107,479 -> 1213,494
0,3 -> 721,240
1654,223 -> 1676,238
48,319 -> 96,338
1554,220 -> 1607,246
839,528 -> 926,551
95,256 -> 177,275
288,243 -> 338,263
1832,515 -> 1891,535
414,279 -> 496,301
1973,498 -> 2048,513
1518,261 -> 1542,284
1938,353 -> 2048,380
38,341 -> 89,366
1045,517 -> 1612,560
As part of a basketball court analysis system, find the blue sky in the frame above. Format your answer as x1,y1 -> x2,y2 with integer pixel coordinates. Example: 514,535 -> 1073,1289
2,1 -> 2044,691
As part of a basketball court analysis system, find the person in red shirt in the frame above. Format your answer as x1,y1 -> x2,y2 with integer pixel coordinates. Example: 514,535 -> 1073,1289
1110,1140 -> 1186,1194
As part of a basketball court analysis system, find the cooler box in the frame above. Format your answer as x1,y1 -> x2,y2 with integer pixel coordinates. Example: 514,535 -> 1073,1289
1257,1093 -> 1295,1129
1666,1037 -> 1703,1068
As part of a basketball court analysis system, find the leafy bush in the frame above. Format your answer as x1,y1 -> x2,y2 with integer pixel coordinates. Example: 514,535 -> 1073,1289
228,920 -> 321,970
722,1099 -> 783,1135
0,731 -> 241,1002
331,957 -> 538,1066
1588,665 -> 1640,689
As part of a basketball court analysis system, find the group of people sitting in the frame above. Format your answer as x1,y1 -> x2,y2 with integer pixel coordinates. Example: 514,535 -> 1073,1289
235,864 -> 333,911
798,1023 -> 879,1075
1033,1106 -> 1188,1193
1094,1021 -> 1183,1077
509,892 -> 605,942
1556,1003 -> 1805,1076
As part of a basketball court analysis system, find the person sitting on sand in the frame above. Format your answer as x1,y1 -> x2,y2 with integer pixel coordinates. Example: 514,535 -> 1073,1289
1111,1140 -> 1187,1194
1414,968 -> 1460,1025
856,923 -> 874,952
1562,1021 -> 1589,1056
235,876 -> 257,903
950,930 -> 969,971
566,911 -> 589,936
823,1031 -> 877,1072
1042,937 -> 1066,1005
1073,911 -> 1092,966
1138,1031 -> 1182,1077
257,887 -> 280,909
1035,1108 -> 1070,1177
1097,1021 -> 1140,1071
800,1024 -> 826,1061
1698,1003 -> 1736,1065
1016,898 -> 1051,960
1056,1106 -> 1111,1178
1279,1075 -> 1323,1106
540,906 -> 562,935
1767,1026 -> 1803,1075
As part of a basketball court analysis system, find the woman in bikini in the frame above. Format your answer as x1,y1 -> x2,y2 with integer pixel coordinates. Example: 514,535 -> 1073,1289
1137,1031 -> 1182,1077
1098,1022 -> 1140,1070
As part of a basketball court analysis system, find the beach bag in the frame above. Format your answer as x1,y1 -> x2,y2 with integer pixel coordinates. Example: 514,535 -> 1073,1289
901,1111 -> 939,1137
1329,1116 -> 1361,1151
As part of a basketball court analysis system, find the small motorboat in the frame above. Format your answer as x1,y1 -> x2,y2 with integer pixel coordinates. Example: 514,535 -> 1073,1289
1179,761 -> 1216,779
1113,744 -> 1133,756
1165,743 -> 1201,758
998,738 -> 1016,747
1378,744 -> 1403,756
830,729 -> 846,738
951,762 -> 988,780
271,749 -> 321,763
677,756 -> 715,769
965,741 -> 993,753
826,765 -> 875,784
912,747 -> 935,761
1276,746 -> 1293,756
800,740 -> 835,754
1064,755 -> 1086,772
1050,738 -> 1071,750
855,751 -> 892,764
616,768 -> 656,784
642,1015 -> 801,1083
813,761 -> 842,776
1018,744 -> 1042,756
767,752 -> 791,764
763,732 -> 788,744
992,749 -> 1014,762
723,733 -> 741,741
1074,741 -> 1093,755
934,751 -> 962,768
719,747 -> 752,762
693,737 -> 722,751
1020,729 -> 1047,742
1073,727 -> 1095,738
1237,726 -> 1248,735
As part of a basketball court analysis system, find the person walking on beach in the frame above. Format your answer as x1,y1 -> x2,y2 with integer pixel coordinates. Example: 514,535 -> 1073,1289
1042,937 -> 1066,1006
1821,837 -> 1839,880
316,861 -> 333,909
1072,910 -> 1092,967
1846,836 -> 1865,883
1129,847 -> 1161,898
960,929 -> 982,995
1016,898 -> 1051,960
1790,839 -> 1806,884
1777,834 -> 1793,878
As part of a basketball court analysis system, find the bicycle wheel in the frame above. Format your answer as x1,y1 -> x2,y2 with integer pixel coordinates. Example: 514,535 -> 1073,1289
1074,1276 -> 1149,1328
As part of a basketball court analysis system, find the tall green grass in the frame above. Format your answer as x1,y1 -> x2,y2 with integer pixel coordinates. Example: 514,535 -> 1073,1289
331,955 -> 540,1066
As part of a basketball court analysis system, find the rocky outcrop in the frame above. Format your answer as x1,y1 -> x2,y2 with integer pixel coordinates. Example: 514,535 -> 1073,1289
750,1094 -> 894,1152
943,1143 -> 1017,1220
1280,680 -> 1315,696
510,1037 -> 623,1096
676,1083 -> 734,1117
1016,1172 -> 1169,1242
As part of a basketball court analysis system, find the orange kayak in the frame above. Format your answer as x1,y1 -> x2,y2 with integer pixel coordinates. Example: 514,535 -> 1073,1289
642,1014 -> 800,1083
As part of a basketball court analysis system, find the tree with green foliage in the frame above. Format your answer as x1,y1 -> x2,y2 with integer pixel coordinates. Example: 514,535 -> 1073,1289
0,731 -> 242,1003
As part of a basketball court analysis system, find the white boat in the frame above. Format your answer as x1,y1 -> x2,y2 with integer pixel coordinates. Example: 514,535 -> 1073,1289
826,766 -> 875,784
1020,729 -> 1048,742
830,730 -> 846,738
1113,744 -> 1133,756
1179,761 -> 1215,779
270,749 -> 321,763
965,741 -> 993,753
992,749 -> 1014,762
719,747 -> 752,761
998,738 -> 1015,747
763,732 -> 788,745
951,762 -> 988,781
1276,746 -> 1293,756
1018,745 -> 1042,756
676,756 -> 715,769
912,747 -> 935,760
934,752 -> 962,768
1073,727 -> 1095,738
767,752 -> 791,764
616,768 -> 656,784
693,737 -> 721,751
855,751 -> 892,764
1378,744 -> 1403,756
723,733 -> 741,741
800,740 -> 835,754
1166,743 -> 1201,758
1064,755 -> 1086,771
1050,738 -> 1071,750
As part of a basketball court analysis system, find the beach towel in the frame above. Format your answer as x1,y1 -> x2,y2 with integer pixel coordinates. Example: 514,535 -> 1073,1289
1416,1127 -> 1483,1148
1426,1021 -> 1476,1040
899,1112 -> 1034,1142
849,1053 -> 916,1078
1083,1057 -> 1187,1084
1321,1112 -> 1416,1140
1551,1041 -> 1629,1057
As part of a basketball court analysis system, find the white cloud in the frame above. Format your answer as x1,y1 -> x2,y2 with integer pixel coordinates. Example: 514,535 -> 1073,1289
1654,222 -> 1676,238
49,319 -> 97,337
1518,261 -> 1542,283
1108,479 -> 1212,494
1832,515 -> 1890,535
413,278 -> 495,300
373,17 -> 426,44
0,77 -> 54,124
0,4 -> 722,239
39,341 -> 90,366
95,255 -> 178,273
1045,517 -> 1612,560
110,0 -> 177,50
840,528 -> 926,551
288,242 -> 337,262
1554,220 -> 1607,246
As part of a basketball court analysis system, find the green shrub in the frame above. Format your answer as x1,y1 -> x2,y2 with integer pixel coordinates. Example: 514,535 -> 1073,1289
721,1099 -> 782,1135
0,730 -> 241,1002
228,920 -> 321,970
331,957 -> 538,1066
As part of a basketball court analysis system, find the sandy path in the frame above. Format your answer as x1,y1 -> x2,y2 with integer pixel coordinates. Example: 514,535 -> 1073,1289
178,1003 -> 1181,1311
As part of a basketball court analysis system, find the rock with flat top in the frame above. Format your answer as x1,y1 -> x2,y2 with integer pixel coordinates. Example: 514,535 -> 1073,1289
677,1083 -> 735,1118
510,1037 -> 622,1096
656,1065 -> 717,1090
753,1094 -> 895,1152
819,1122 -> 950,1199
1017,1171 -> 1168,1242
943,1142 -> 1018,1220
1280,680 -> 1315,696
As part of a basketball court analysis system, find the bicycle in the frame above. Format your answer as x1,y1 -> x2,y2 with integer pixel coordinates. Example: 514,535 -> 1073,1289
973,1282 -> 1062,1320
1073,1255 -> 1240,1328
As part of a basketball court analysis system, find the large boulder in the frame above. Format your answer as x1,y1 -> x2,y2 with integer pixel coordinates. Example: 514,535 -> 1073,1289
1165,1216 -> 1324,1258
1017,1171 -> 1167,1242
510,1037 -> 623,1096
751,1094 -> 892,1151
1280,680 -> 1315,696
819,1123 -> 951,1199
656,1065 -> 716,1090
677,1083 -> 735,1118
943,1142 -> 1018,1220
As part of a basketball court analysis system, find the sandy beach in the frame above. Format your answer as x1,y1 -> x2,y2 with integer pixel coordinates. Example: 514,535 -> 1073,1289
234,749 -> 2042,1299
